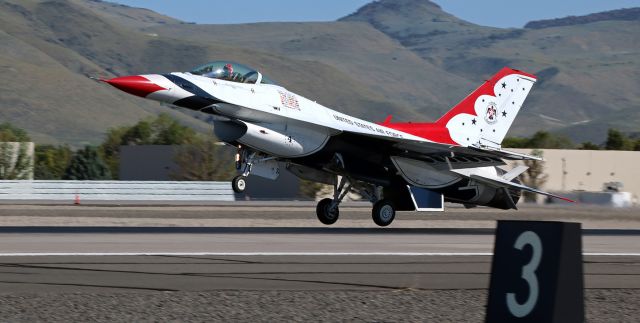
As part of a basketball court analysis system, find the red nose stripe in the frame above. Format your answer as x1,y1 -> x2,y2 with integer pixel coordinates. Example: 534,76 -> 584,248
104,75 -> 166,98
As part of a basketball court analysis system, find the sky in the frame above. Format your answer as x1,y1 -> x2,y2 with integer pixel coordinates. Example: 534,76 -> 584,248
109,0 -> 639,28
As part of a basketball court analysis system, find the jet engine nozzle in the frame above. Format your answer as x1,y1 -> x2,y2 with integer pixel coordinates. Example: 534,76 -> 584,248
103,75 -> 167,98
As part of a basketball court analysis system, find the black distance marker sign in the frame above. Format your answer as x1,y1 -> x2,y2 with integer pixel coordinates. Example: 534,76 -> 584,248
486,221 -> 584,323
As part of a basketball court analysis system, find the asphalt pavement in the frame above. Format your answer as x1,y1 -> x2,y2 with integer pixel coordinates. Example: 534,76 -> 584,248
0,204 -> 638,322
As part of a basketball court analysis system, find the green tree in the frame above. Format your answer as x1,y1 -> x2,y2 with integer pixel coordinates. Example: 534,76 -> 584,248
605,128 -> 632,150
63,146 -> 112,180
520,149 -> 548,203
501,136 -> 529,148
170,138 -> 235,181
34,145 -> 73,179
526,131 -> 574,149
578,141 -> 600,150
0,123 -> 31,142
101,114 -> 198,178
503,131 -> 574,149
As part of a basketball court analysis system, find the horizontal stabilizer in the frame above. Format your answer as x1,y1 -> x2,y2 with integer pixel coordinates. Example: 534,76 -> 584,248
468,146 -> 543,161
501,165 -> 528,181
470,174 -> 575,203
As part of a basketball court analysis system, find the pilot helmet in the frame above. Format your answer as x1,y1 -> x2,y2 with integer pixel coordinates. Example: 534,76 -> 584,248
223,63 -> 233,76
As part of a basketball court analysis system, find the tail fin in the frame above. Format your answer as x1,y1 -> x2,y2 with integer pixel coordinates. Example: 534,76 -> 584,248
436,67 -> 537,148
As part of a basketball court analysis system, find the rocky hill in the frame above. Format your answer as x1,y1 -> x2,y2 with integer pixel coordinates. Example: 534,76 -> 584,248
525,7 -> 640,29
341,0 -> 640,142
0,0 -> 420,144
1,0 -> 638,144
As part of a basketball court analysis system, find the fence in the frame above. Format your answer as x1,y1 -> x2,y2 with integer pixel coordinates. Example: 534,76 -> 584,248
0,180 -> 235,202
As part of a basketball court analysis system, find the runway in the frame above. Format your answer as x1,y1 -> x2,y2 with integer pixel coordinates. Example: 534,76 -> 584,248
0,226 -> 639,293
0,205 -> 639,321
0,226 -> 639,254
1,253 -> 639,293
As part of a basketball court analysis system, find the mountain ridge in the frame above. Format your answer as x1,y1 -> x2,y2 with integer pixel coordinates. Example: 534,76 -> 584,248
340,0 -> 640,142
525,7 -> 640,29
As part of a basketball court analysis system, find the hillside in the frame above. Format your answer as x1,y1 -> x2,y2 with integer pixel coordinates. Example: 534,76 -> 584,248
341,0 -> 640,142
0,0 -> 421,145
71,0 -> 182,29
525,7 -> 640,29
0,0 -> 216,144
0,0 -> 637,145
143,21 -> 472,119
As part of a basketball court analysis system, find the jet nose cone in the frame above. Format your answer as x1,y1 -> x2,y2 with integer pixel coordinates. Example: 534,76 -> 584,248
103,75 -> 166,98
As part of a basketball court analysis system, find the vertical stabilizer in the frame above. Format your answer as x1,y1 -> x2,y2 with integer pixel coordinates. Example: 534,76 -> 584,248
436,67 -> 537,148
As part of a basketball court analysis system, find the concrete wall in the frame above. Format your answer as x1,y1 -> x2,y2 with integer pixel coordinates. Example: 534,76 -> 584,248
0,142 -> 34,180
508,149 -> 640,202
119,145 -> 178,181
119,145 -> 300,199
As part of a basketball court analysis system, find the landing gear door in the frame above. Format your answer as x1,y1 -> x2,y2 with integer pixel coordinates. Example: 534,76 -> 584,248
250,159 -> 280,180
408,186 -> 444,212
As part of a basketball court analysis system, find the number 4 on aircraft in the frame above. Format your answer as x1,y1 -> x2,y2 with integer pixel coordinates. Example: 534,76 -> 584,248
103,61 -> 573,226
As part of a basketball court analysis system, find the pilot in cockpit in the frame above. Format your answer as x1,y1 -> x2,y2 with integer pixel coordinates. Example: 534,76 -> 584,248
222,63 -> 236,81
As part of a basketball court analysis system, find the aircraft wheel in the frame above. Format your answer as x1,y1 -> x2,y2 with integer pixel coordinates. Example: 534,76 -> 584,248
316,198 -> 339,225
232,175 -> 247,193
372,199 -> 395,227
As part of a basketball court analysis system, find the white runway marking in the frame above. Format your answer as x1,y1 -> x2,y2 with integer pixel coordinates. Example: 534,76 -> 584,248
0,252 -> 638,257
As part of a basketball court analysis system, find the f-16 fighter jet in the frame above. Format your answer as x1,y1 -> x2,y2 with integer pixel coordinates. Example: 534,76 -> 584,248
104,61 -> 572,226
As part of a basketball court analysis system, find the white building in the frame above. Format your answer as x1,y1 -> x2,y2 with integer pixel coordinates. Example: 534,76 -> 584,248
509,149 -> 639,206
0,142 -> 34,180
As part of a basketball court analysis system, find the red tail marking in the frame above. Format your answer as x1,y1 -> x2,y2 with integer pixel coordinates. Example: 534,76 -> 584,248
379,67 -> 536,145
435,67 -> 536,126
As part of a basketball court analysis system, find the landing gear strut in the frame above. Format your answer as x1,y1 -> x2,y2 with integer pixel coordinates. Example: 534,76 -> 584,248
316,175 -> 351,225
231,146 -> 255,194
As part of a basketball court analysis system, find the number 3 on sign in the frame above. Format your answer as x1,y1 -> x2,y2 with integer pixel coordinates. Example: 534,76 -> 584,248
506,231 -> 542,318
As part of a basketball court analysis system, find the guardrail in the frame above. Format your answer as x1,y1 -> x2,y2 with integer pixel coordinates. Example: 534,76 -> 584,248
0,180 -> 236,202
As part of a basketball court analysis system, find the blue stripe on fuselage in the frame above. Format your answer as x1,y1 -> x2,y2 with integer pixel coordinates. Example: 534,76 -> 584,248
162,74 -> 223,110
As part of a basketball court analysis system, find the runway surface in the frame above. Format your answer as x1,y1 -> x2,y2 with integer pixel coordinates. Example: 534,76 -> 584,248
0,253 -> 639,293
0,226 -> 639,293
0,204 -> 638,321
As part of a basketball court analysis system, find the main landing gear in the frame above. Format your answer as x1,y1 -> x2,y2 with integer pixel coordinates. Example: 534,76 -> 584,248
315,175 -> 396,227
371,199 -> 395,227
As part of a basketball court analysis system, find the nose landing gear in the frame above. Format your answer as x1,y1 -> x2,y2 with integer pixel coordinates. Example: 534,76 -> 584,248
231,175 -> 247,193
231,146 -> 255,194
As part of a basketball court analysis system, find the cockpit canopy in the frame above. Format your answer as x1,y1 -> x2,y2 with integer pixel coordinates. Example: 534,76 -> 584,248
189,61 -> 277,85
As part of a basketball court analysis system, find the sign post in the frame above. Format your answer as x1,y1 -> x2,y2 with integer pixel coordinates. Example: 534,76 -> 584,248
486,221 -> 584,323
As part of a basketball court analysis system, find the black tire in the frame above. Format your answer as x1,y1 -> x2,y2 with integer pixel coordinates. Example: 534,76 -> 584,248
232,175 -> 247,193
316,198 -> 339,225
372,199 -> 395,227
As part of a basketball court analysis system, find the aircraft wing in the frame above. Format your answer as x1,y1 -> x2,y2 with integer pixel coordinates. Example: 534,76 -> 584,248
395,139 -> 542,161
339,128 -> 542,161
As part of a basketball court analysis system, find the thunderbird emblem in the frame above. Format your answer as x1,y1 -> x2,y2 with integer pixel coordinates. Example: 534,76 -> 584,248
485,102 -> 498,124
